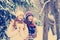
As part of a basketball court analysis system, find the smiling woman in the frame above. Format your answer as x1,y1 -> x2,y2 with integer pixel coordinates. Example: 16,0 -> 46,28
6,11 -> 28,40
25,11 -> 37,40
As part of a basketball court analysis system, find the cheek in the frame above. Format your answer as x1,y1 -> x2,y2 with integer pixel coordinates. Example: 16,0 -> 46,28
28,17 -> 33,21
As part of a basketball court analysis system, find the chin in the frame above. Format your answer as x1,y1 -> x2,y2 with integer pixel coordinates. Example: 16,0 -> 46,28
29,20 -> 32,22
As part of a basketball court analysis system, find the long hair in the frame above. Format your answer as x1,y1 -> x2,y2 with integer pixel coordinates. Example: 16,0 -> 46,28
13,17 -> 18,29
25,16 -> 36,28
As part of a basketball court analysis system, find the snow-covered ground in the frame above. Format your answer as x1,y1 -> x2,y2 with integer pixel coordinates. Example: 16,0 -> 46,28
34,26 -> 57,40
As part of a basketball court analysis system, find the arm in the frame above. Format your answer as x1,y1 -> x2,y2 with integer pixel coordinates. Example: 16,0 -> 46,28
24,24 -> 29,39
6,20 -> 19,38
19,24 -> 28,39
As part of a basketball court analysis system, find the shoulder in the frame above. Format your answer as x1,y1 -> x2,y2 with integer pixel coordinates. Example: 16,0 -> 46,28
24,23 -> 27,26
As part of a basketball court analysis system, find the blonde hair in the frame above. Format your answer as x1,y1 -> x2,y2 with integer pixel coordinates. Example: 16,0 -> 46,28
15,6 -> 24,17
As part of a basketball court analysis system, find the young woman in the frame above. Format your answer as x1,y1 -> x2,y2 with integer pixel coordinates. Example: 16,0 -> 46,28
7,11 -> 28,40
25,11 -> 37,40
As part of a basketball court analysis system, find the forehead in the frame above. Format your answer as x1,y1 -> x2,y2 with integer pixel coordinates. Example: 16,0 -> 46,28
18,14 -> 24,17
28,16 -> 33,18
20,14 -> 24,16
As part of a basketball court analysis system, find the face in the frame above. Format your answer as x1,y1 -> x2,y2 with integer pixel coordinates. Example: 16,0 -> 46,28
28,16 -> 33,22
18,14 -> 24,21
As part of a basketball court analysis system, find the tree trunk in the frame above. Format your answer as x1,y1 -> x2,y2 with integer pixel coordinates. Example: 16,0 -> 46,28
50,0 -> 60,40
43,0 -> 49,40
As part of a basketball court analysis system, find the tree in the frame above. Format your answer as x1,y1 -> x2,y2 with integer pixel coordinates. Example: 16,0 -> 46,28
50,0 -> 60,40
43,0 -> 49,40
0,10 -> 16,40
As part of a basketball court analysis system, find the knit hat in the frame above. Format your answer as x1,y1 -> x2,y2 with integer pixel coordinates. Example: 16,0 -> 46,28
26,11 -> 34,17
